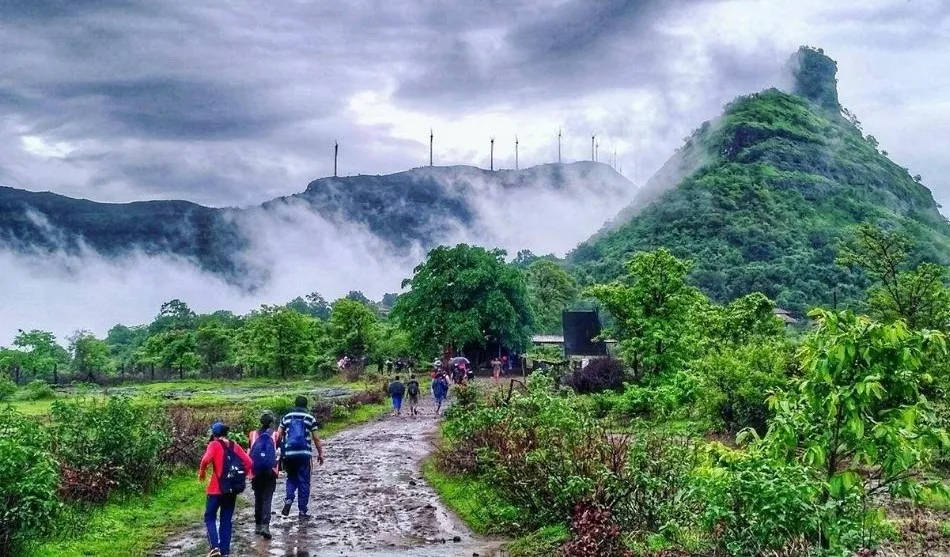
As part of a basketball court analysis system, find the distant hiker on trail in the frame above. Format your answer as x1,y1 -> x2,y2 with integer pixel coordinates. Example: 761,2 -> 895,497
395,358 -> 406,374
491,357 -> 502,384
278,396 -> 325,519
249,412 -> 279,540
386,359 -> 393,374
198,422 -> 253,557
432,373 -> 449,415
406,375 -> 420,416
389,376 -> 406,416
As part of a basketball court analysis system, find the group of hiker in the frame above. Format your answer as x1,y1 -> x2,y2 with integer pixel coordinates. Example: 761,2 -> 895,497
197,395 -> 324,557
385,369 -> 450,416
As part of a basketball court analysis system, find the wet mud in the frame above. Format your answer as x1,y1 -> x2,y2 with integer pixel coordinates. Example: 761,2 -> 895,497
156,401 -> 505,557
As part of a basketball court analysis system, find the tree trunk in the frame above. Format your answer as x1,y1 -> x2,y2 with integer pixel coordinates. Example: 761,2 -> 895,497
150,364 -> 155,381
179,365 -> 184,380
53,363 -> 58,385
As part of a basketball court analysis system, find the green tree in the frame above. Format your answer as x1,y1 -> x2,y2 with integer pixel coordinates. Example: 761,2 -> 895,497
392,244 -> 533,356
68,330 -> 112,380
287,292 -> 332,321
587,249 -> 706,379
234,306 -> 319,377
149,299 -> 196,334
763,310 -> 948,511
526,259 -> 579,334
13,329 -> 68,382
327,298 -> 378,362
196,324 -> 232,374
839,224 -> 950,330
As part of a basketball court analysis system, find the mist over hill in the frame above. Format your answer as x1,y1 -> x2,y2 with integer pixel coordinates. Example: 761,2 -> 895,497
572,47 -> 950,315
0,161 -> 634,338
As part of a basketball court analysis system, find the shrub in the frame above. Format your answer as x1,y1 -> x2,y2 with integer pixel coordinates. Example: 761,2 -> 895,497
694,341 -> 791,434
50,397 -> 170,500
310,401 -> 333,425
164,405 -> 250,467
563,357 -> 625,394
0,377 -> 15,401
559,501 -> 630,557
20,379 -> 55,401
0,412 -> 58,555
0,435 -> 59,554
688,446 -> 825,556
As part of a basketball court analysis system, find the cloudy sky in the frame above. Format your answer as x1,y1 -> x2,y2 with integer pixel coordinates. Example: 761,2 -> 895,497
1,0 -> 948,212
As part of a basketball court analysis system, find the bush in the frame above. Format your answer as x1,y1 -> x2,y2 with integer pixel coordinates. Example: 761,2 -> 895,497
694,341 -> 791,434
0,377 -> 15,401
0,411 -> 58,555
50,397 -> 170,501
688,446 -> 825,556
559,501 -> 629,557
19,379 -> 55,401
563,357 -> 625,394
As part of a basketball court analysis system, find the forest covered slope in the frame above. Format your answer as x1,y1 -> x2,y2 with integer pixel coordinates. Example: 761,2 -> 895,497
571,47 -> 950,314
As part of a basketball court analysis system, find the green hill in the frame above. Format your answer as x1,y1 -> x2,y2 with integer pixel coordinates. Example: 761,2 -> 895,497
571,47 -> 950,315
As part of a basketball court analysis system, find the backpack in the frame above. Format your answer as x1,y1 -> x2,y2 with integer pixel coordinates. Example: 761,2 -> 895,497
250,430 -> 277,475
217,440 -> 247,495
391,381 -> 406,397
285,417 -> 309,453
407,380 -> 419,397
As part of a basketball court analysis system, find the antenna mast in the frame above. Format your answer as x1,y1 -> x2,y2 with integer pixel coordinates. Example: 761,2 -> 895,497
490,137 -> 495,171
334,140 -> 339,177
515,136 -> 519,170
429,129 -> 434,167
591,134 -> 596,161
557,127 -> 562,163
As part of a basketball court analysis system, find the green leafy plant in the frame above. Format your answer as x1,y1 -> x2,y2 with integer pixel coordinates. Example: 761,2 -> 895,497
19,379 -> 55,401
0,377 -> 15,401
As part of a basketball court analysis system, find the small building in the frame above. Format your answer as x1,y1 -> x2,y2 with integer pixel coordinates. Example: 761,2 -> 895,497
773,308 -> 798,325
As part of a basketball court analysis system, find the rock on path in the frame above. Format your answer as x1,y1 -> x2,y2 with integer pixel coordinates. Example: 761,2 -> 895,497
155,404 -> 505,556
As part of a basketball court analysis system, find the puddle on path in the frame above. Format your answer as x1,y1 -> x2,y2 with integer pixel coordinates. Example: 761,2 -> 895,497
155,401 -> 505,557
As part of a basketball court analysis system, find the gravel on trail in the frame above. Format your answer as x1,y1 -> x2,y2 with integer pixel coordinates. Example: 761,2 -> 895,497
155,402 -> 506,557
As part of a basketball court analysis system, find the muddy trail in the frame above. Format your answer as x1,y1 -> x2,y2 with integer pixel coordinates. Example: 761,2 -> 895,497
156,403 -> 506,557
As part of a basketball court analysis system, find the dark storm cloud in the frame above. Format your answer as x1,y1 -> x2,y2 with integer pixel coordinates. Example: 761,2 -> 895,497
395,0 -> 709,108
42,78 -> 288,141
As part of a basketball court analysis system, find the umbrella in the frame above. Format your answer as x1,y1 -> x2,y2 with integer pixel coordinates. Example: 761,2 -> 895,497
450,356 -> 470,365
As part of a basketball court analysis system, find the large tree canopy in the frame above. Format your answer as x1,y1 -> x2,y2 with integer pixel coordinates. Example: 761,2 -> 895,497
526,259 -> 579,335
392,244 -> 533,356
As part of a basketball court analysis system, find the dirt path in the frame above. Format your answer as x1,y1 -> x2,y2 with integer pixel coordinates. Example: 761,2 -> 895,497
156,403 -> 505,557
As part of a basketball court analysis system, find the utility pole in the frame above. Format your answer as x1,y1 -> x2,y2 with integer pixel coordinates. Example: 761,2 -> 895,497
595,140 -> 599,162
334,141 -> 339,177
429,129 -> 433,167
591,134 -> 595,161
557,127 -> 562,163
515,136 -> 519,170
490,137 -> 495,171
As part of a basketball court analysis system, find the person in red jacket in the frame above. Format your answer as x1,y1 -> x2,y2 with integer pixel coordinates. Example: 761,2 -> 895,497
198,422 -> 252,557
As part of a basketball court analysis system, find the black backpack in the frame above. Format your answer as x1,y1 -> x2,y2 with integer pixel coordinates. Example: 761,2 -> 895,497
407,380 -> 419,397
217,440 -> 247,495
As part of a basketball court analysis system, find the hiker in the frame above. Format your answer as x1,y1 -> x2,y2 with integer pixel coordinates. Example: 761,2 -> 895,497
432,373 -> 449,415
278,396 -> 325,519
491,357 -> 502,384
249,413 -> 279,539
406,374 -> 420,416
388,375 -> 406,416
385,358 -> 393,374
395,358 -> 405,374
198,422 -> 253,557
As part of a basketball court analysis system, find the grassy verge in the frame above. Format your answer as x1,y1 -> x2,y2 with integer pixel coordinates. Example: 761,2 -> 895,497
28,400 -> 389,557
422,459 -> 569,556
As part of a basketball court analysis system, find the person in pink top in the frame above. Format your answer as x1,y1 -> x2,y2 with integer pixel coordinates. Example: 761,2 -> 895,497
198,422 -> 253,557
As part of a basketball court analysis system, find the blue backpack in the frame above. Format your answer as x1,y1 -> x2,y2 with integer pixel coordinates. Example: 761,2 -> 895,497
250,430 -> 277,475
285,417 -> 309,452
217,440 -> 247,495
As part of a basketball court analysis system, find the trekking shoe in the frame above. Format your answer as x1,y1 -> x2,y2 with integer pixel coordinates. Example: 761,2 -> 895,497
254,524 -> 262,536
281,502 -> 292,517
298,513 -> 313,521
261,524 -> 272,540
207,549 -> 221,557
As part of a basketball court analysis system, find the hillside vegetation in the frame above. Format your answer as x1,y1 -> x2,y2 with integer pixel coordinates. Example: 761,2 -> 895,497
572,48 -> 950,315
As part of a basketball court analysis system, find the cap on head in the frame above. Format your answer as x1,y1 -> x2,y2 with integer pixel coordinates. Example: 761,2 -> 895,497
211,422 -> 229,437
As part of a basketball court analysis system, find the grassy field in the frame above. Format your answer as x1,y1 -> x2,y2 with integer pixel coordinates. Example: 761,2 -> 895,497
24,378 -> 388,557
